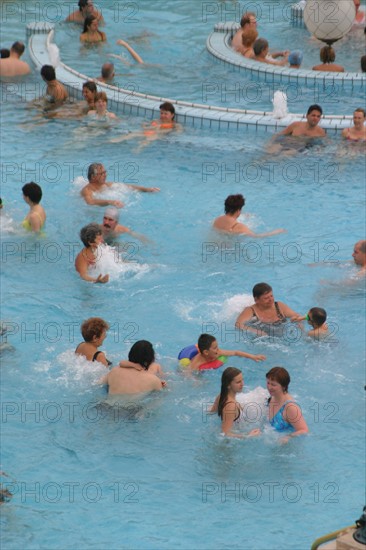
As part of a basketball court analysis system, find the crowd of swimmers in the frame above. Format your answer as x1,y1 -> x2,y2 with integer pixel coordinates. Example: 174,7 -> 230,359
0,1 -> 365,452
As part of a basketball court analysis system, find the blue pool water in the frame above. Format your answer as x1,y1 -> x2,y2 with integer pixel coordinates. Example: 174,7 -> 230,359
1,2 -> 365,549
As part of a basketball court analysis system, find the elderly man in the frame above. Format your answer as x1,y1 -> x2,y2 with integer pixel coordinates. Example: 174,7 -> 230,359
65,0 -> 104,24
97,62 -> 115,83
0,41 -> 30,77
101,207 -> 148,243
81,163 -> 160,207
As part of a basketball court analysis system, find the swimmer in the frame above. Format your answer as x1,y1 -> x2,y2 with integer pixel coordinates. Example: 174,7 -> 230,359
75,317 -> 112,367
291,307 -> 329,340
80,15 -> 106,43
232,12 -> 258,55
40,65 -> 68,106
312,45 -> 344,73
213,194 -> 286,237
188,333 -> 266,371
253,38 -> 289,66
82,81 -> 98,112
96,62 -> 115,83
0,41 -> 30,77
115,39 -> 144,64
240,29 -> 258,59
22,182 -> 46,233
235,282 -> 301,337
288,50 -> 303,69
352,240 -> 366,273
266,366 -> 309,444
75,223 -> 109,283
101,207 -> 148,244
210,367 -> 261,438
342,108 -> 366,141
278,104 -> 326,138
100,340 -> 165,394
66,0 -> 104,24
87,91 -> 117,120
81,163 -> 160,207
118,340 -> 165,379
110,102 -> 180,146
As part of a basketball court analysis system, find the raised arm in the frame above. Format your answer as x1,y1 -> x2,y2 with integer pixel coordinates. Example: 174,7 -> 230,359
116,39 -> 144,64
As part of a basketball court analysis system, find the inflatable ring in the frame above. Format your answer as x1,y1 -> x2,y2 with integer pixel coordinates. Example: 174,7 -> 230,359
178,344 -> 227,370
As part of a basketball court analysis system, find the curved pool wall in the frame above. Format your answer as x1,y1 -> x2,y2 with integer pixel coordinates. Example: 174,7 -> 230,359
27,22 -> 357,133
207,22 -> 366,92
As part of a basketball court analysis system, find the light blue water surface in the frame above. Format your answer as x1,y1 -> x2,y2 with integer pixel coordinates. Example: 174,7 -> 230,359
1,2 -> 365,549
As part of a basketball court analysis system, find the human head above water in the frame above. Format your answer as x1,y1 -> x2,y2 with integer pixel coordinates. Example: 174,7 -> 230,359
240,11 -> 257,28
87,162 -> 104,181
224,194 -> 245,214
253,38 -> 268,57
81,317 -> 109,342
307,104 -> 323,116
197,333 -> 216,353
11,41 -> 25,56
101,62 -> 114,79
320,45 -> 336,64
95,91 -> 108,103
218,367 -> 243,419
40,64 -> 56,82
83,14 -> 97,32
128,340 -> 155,369
266,366 -> 290,392
308,307 -> 327,328
252,282 -> 272,299
80,223 -> 102,246
82,80 -> 97,94
160,101 -> 175,119
22,182 -> 42,204
242,29 -> 258,48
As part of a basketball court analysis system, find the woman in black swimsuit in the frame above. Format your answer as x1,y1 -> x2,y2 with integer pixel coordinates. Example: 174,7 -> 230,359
75,317 -> 112,367
235,282 -> 300,337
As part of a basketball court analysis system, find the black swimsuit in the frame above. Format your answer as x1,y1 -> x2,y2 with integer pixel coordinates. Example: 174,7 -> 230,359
75,344 -> 112,366
248,302 -> 286,336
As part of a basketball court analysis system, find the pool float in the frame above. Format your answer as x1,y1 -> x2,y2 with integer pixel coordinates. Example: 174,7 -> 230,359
178,344 -> 227,370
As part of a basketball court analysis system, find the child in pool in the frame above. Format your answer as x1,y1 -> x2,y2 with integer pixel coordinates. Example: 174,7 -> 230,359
292,307 -> 329,340
189,333 -> 266,371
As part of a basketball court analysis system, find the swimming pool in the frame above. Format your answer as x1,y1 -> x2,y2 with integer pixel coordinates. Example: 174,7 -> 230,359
1,2 -> 365,549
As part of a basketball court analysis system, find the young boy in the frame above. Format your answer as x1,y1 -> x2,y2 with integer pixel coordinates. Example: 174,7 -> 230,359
292,307 -> 329,340
189,333 -> 266,371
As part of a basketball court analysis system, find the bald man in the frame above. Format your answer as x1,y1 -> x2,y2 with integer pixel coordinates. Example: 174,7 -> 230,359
352,240 -> 366,272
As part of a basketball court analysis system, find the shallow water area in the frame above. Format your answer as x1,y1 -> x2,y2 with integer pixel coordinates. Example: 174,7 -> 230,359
1,1 -> 366,549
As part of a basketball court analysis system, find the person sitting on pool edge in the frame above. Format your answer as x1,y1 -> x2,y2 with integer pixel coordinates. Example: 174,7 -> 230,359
22,182 -> 46,233
188,333 -> 266,371
213,194 -> 286,237
235,282 -> 301,337
291,307 -> 329,340
75,317 -> 112,367
75,223 -> 109,283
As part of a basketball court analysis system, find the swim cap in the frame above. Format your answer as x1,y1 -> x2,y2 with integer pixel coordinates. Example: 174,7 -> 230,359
288,50 -> 303,66
104,207 -> 119,221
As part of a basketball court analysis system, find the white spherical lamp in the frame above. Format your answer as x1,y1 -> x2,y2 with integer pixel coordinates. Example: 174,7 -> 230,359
304,0 -> 356,44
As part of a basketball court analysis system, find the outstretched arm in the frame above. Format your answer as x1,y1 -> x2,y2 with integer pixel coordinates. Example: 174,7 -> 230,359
116,39 -> 144,64
219,349 -> 266,362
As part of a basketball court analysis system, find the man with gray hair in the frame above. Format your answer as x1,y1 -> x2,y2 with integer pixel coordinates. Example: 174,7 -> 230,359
101,207 -> 148,243
81,163 -> 160,207
97,62 -> 115,83
352,240 -> 366,273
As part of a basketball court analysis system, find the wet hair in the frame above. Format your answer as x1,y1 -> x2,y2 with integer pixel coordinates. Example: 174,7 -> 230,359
80,223 -> 102,247
361,55 -> 366,73
307,104 -> 323,116
242,29 -> 258,48
266,366 -> 290,392
78,0 -> 89,10
308,307 -> 327,328
95,91 -> 108,103
354,108 -> 366,117
87,162 -> 102,181
40,65 -> 56,82
101,63 -> 114,79
81,317 -> 109,342
197,333 -> 216,353
11,41 -> 25,56
22,182 -> 42,204
217,367 -> 242,419
1,48 -> 10,58
83,14 -> 96,33
320,45 -> 335,64
224,194 -> 245,214
252,282 -> 272,299
160,101 -> 175,119
82,80 -> 97,93
253,38 -> 268,57
128,340 -> 155,370
240,11 -> 256,28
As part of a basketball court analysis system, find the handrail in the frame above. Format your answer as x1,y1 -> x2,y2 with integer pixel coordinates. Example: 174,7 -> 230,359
311,524 -> 356,550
